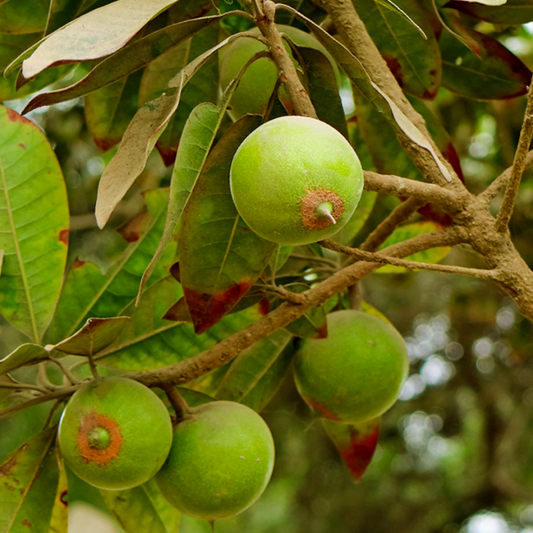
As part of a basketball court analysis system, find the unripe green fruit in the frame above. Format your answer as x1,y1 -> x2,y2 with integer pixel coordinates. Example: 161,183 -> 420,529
230,116 -> 364,245
219,25 -> 339,120
156,401 -> 275,520
58,377 -> 173,490
293,310 -> 409,423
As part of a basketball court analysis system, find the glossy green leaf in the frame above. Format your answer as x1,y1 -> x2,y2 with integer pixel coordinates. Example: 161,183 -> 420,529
0,105 -> 69,343
0,344 -> 49,376
52,316 -> 130,356
100,483 -> 168,533
299,46 -> 348,139
376,221 -> 450,273
45,0 -> 86,34
216,329 -> 295,412
21,0 -> 182,79
0,427 -> 57,533
47,189 -> 174,344
0,0 -> 50,35
155,24 -> 220,165
332,190 -> 378,245
354,0 -> 441,99
440,28 -> 531,100
179,116 -> 277,334
84,69 -> 143,152
96,276 -> 264,370
322,417 -> 380,482
22,14 -> 225,114
445,0 -> 533,24
279,4 -> 452,182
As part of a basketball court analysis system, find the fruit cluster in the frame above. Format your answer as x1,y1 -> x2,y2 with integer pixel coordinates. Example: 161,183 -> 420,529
58,310 -> 407,522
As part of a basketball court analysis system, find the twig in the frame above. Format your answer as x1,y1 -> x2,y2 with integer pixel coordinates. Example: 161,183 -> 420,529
496,79 -> 533,231
49,357 -> 80,386
255,0 -> 317,117
480,150 -> 533,205
0,381 -> 50,395
320,239 -> 498,280
164,386 -> 191,422
361,196 -> 425,252
290,253 -> 339,268
260,284 -> 309,304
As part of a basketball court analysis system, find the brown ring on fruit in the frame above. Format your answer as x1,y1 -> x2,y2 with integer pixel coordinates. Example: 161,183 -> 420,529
301,188 -> 344,230
77,412 -> 123,466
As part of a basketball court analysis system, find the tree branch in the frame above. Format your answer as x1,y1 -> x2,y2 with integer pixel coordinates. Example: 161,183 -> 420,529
320,239 -> 497,280
254,0 -> 317,117
363,171 -> 464,214
496,78 -> 533,231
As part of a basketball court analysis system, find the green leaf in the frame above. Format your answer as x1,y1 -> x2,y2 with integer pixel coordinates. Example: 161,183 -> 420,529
279,5 -> 452,183
332,190 -> 378,245
0,427 -> 58,533
445,0 -> 532,24
0,0 -> 50,34
94,29 -> 246,229
48,461 -> 69,533
440,28 -> 531,100
21,14 -> 226,114
0,105 -> 69,343
0,344 -> 49,376
47,189 -> 174,344
155,24 -> 220,166
215,329 -> 296,412
137,103 -> 223,300
299,46 -> 348,139
354,0 -> 441,99
52,316 -> 131,356
45,0 -> 87,35
21,0 -> 182,79
376,221 -> 450,273
100,483 -> 168,533
141,478 -> 180,533
84,69 -> 143,152
322,417 -> 380,482
179,116 -> 277,334
95,276 -> 263,371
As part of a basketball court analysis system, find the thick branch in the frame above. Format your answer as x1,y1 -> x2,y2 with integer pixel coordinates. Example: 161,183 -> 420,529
364,171 -> 464,214
314,0 -> 461,189
496,79 -> 533,231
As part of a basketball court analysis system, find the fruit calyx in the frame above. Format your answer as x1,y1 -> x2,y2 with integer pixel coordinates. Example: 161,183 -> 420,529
301,188 -> 344,230
77,412 -> 122,465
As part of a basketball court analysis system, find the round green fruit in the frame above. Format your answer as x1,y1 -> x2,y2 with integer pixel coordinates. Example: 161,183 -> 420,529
156,401 -> 275,520
58,377 -> 172,490
219,25 -> 339,120
230,116 -> 364,245
293,310 -> 409,423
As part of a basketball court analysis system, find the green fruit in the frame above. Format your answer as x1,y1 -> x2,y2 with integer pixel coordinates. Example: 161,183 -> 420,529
220,25 -> 339,120
58,377 -> 172,490
156,401 -> 275,520
293,310 -> 409,423
230,116 -> 364,245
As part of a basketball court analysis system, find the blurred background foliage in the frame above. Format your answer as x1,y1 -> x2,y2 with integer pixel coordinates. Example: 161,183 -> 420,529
2,3 -> 533,533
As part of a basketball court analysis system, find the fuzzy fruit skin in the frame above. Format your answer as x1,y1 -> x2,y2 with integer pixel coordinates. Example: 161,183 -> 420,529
293,310 -> 409,423
219,25 -> 339,120
230,116 -> 364,245
58,377 -> 172,490
156,401 -> 275,520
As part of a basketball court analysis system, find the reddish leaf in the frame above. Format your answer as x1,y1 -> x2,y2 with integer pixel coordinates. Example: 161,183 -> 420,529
322,418 -> 381,482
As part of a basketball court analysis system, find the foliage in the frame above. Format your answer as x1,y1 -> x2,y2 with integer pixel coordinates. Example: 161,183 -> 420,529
1,0 -> 533,531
